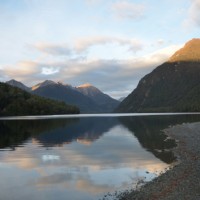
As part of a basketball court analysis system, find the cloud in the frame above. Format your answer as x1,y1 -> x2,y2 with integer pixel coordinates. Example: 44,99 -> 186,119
157,39 -> 165,45
3,61 -> 41,77
33,43 -> 72,56
111,1 -> 146,20
33,36 -> 143,57
36,173 -> 73,186
2,44 -> 180,99
41,67 -> 60,75
85,0 -> 102,5
184,0 -> 200,27
75,36 -> 143,53
74,36 -> 111,52
1,60 -> 60,84
84,45 -> 180,93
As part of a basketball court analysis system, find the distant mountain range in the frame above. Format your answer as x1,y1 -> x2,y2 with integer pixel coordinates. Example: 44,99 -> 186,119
6,80 -> 119,113
118,97 -> 126,102
6,79 -> 31,92
75,83 -> 119,112
116,38 -> 200,112
6,38 -> 200,114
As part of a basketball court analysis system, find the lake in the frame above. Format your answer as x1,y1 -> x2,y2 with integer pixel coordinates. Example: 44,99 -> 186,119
0,113 -> 200,200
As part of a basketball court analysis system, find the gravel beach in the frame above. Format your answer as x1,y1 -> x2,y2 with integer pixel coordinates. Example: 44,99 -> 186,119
120,122 -> 200,200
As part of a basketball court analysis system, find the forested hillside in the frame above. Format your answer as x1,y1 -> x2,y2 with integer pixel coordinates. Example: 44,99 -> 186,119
0,82 -> 79,116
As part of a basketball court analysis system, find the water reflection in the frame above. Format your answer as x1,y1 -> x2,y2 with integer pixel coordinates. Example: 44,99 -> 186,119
0,118 -> 118,149
0,119 -> 77,150
0,114 -> 200,200
34,117 -> 118,147
120,114 -> 200,163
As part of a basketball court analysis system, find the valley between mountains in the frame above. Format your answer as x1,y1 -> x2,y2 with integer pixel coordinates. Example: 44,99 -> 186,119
2,38 -> 200,115
6,79 -> 120,114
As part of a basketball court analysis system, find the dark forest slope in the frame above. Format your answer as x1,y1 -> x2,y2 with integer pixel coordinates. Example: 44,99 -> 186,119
0,82 -> 79,116
116,39 -> 200,113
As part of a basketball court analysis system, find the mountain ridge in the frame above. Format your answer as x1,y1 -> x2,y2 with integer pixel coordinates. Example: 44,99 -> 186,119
6,79 -> 31,92
32,82 -> 101,113
76,83 -> 119,112
116,38 -> 200,113
0,82 -> 79,116
6,79 -> 119,113
169,38 -> 200,62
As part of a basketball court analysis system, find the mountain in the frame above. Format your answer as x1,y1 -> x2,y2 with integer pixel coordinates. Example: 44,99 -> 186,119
0,82 -> 79,116
4,79 -> 119,113
31,80 -> 56,90
116,38 -> 200,113
118,97 -> 126,102
32,81 -> 102,113
169,38 -> 200,62
76,83 -> 119,112
6,79 -> 30,92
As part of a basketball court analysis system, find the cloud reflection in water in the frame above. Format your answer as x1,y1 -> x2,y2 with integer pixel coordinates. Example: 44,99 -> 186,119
1,115 -> 198,200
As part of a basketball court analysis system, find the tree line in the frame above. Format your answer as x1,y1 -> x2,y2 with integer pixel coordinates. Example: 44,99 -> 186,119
0,82 -> 80,116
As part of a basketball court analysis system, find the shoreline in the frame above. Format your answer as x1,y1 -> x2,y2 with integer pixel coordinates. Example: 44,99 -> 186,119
118,122 -> 200,200
0,112 -> 200,120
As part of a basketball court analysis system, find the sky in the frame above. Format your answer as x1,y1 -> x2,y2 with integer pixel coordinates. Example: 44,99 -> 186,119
0,0 -> 200,99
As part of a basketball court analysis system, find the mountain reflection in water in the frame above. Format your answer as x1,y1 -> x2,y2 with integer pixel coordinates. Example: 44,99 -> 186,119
0,114 -> 200,200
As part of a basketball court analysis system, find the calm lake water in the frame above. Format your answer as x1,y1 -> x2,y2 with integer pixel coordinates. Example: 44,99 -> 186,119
0,114 -> 200,200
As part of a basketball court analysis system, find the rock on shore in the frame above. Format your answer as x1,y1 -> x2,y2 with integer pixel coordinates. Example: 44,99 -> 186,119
120,122 -> 200,200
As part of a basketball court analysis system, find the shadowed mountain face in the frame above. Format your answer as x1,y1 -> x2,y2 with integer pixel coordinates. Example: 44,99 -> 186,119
118,97 -> 125,102
32,82 -> 101,113
6,79 -> 31,92
76,83 -> 119,112
0,82 -> 79,116
6,80 -> 119,113
31,80 -> 56,90
116,38 -> 200,113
